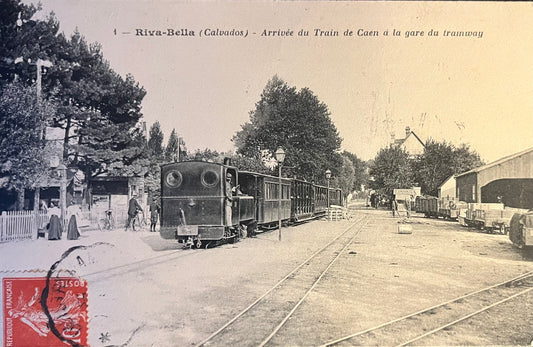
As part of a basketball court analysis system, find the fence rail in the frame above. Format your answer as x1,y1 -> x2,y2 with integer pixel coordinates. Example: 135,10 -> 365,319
0,211 -> 50,242
0,208 -> 133,242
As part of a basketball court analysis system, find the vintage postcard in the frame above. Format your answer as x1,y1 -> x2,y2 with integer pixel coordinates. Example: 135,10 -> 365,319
1,1 -> 532,346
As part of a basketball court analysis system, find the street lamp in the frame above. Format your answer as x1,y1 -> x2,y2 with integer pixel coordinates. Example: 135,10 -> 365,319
325,169 -> 332,220
57,164 -> 67,227
275,147 -> 285,241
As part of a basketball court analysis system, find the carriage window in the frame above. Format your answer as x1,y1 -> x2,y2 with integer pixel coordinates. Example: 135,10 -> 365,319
265,183 -> 278,200
201,170 -> 219,188
282,185 -> 290,200
165,170 -> 183,188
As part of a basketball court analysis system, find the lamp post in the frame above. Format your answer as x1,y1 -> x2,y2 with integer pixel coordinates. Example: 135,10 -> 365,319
57,164 -> 67,227
325,169 -> 331,220
275,147 -> 285,241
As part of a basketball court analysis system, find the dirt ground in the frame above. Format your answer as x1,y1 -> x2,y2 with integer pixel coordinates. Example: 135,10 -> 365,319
1,202 -> 532,346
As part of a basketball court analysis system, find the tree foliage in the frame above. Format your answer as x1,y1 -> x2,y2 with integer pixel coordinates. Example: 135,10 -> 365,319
0,82 -> 56,190
1,0 -> 147,183
147,121 -> 164,158
413,139 -> 484,196
332,155 -> 355,199
165,129 -> 181,162
370,140 -> 484,197
452,144 -> 484,175
233,76 -> 343,184
341,150 -> 369,192
369,146 -> 415,196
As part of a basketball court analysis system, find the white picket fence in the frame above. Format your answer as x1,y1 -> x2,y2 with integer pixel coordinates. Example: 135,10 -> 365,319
1,206 -> 148,242
0,211 -> 50,242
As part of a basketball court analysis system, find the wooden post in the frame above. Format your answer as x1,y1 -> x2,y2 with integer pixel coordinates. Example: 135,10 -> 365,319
33,188 -> 40,240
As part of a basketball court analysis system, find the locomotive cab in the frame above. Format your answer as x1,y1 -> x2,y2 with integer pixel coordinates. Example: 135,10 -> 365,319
160,161 -> 254,246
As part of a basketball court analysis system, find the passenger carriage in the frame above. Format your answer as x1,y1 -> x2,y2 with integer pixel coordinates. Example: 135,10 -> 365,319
238,170 -> 292,229
291,179 -> 316,222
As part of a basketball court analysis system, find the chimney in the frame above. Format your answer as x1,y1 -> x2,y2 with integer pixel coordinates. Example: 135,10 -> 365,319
405,126 -> 411,137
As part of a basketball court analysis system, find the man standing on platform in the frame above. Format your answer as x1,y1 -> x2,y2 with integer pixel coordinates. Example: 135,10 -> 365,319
149,197 -> 160,232
125,194 -> 142,231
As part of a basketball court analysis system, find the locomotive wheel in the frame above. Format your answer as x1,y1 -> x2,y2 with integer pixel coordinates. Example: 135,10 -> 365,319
228,228 -> 238,243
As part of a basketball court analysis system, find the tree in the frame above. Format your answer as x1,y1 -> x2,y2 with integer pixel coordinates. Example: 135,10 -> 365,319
414,140 -> 484,196
165,129 -> 179,162
0,1 -> 60,88
413,140 -> 455,196
191,148 -> 221,162
369,146 -> 415,196
147,121 -> 164,158
332,154 -> 355,200
233,76 -> 343,183
341,150 -> 368,192
143,121 -> 166,200
53,37 -> 147,178
0,82 -> 56,192
1,1 -> 147,180
452,144 -> 484,175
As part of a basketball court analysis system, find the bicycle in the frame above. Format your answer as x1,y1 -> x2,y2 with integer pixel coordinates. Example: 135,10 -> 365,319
98,210 -> 115,231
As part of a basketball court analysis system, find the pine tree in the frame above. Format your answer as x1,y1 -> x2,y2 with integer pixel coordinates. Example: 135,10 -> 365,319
165,129 -> 179,162
148,121 -> 165,158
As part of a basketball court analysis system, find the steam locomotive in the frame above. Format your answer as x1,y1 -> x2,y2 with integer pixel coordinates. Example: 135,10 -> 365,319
159,161 -> 342,248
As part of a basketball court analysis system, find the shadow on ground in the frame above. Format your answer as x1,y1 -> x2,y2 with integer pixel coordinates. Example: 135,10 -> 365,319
139,232 -> 184,252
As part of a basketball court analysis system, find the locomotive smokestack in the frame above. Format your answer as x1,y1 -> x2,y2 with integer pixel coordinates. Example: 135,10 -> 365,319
224,157 -> 232,166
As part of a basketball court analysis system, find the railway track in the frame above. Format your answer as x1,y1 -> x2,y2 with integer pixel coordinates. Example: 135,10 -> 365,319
196,215 -> 369,347
78,246 -> 200,282
323,271 -> 533,346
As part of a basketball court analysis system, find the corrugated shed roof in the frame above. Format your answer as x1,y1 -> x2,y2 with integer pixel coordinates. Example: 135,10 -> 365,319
456,147 -> 533,178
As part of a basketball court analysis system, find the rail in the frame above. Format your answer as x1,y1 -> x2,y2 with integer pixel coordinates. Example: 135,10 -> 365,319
323,271 -> 533,346
196,215 -> 368,346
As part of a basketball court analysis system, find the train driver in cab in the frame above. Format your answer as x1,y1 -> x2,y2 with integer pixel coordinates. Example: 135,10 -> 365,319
225,172 -> 235,229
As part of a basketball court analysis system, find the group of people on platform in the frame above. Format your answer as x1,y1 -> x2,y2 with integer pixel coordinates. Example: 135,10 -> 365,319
368,192 -> 413,218
391,195 -> 413,218
39,194 -> 161,240
124,195 -> 160,232
39,200 -> 81,241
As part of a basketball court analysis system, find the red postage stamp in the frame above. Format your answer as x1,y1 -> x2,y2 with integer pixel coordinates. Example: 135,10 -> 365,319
3,277 -> 88,347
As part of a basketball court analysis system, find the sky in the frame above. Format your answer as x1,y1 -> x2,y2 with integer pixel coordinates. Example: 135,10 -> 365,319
27,0 -> 533,163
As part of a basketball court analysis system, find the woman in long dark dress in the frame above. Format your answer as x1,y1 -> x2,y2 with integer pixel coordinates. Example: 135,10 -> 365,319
47,214 -> 62,240
67,214 -> 80,240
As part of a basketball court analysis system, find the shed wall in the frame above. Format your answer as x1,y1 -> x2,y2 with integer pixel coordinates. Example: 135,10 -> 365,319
477,150 -> 533,187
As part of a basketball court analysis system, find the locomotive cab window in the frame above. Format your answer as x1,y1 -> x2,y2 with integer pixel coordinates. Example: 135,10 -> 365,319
165,170 -> 183,188
201,170 -> 219,188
